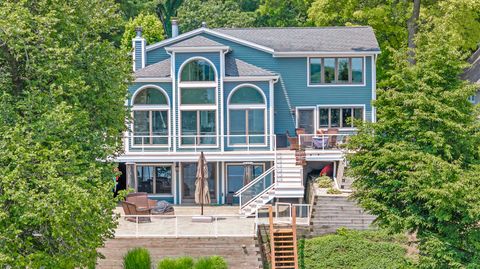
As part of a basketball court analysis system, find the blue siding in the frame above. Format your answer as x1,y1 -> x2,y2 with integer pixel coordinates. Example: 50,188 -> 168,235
146,47 -> 170,66
198,33 -> 374,134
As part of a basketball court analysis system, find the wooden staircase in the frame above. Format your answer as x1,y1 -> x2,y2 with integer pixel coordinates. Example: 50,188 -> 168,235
269,206 -> 298,269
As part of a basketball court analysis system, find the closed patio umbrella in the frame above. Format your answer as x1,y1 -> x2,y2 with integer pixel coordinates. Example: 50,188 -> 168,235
195,152 -> 210,215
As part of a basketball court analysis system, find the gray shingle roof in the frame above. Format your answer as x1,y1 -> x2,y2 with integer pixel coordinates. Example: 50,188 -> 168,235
463,47 -> 480,84
135,58 -> 171,78
169,35 -> 225,47
214,27 -> 380,53
134,56 -> 274,78
225,56 -> 275,77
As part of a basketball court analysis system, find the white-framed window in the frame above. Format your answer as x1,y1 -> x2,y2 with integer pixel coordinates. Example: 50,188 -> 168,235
136,164 -> 173,195
309,57 -> 365,86
132,86 -> 170,146
227,85 -> 267,146
178,57 -> 218,147
468,95 -> 476,103
318,106 -> 364,129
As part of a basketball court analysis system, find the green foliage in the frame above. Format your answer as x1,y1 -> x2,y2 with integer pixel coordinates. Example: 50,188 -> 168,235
157,256 -> 227,269
316,176 -> 333,188
121,12 -> 165,50
307,0 -> 480,81
346,23 -> 480,267
177,0 -> 256,33
194,256 -> 228,269
123,248 -> 152,269
256,0 -> 313,27
155,0 -> 184,38
117,0 -> 158,19
0,0 -> 130,267
298,237 -> 305,269
303,229 -> 414,268
326,187 -> 342,195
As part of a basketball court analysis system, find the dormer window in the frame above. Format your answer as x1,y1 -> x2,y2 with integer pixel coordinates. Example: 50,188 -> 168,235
309,57 -> 364,86
180,59 -> 215,81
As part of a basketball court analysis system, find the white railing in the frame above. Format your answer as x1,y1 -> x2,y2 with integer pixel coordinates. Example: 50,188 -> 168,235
234,166 -> 276,211
124,134 -> 275,152
116,214 -> 256,238
297,133 -> 352,150
254,203 -> 311,233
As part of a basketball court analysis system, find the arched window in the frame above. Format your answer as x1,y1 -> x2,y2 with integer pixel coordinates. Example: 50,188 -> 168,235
179,58 -> 218,146
228,86 -> 266,146
132,87 -> 169,146
180,59 -> 215,81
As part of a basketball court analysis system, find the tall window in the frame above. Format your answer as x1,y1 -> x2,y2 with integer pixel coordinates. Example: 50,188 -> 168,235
136,165 -> 172,194
179,58 -> 217,146
309,57 -> 364,85
132,87 -> 169,146
228,86 -> 266,145
318,106 -> 364,128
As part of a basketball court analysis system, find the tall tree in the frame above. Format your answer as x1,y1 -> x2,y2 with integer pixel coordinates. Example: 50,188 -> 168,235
256,0 -> 313,27
346,23 -> 480,267
177,0 -> 256,33
0,0 -> 130,267
308,0 -> 480,78
116,0 -> 158,19
121,13 -> 165,49
156,0 -> 184,38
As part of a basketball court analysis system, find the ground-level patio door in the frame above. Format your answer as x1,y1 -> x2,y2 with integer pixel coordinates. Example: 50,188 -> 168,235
226,163 -> 265,205
181,162 -> 217,204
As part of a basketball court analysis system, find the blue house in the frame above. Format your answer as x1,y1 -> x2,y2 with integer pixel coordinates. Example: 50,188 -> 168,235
117,22 -> 380,216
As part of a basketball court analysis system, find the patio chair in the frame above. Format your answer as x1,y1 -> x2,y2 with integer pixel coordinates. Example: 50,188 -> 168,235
326,128 -> 339,149
286,130 -> 299,150
121,201 -> 152,223
126,192 -> 157,209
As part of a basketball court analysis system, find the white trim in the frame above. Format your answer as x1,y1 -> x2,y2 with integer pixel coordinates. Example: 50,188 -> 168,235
307,56 -> 367,87
130,85 -> 172,149
371,55 -> 377,122
145,28 -> 274,54
224,76 -> 279,82
134,163 -> 174,195
295,106 -> 317,133
274,51 -> 380,57
226,84 -> 268,147
316,104 -> 366,130
134,78 -> 172,83
131,85 -> 170,106
177,56 -> 220,149
165,46 -> 230,52
269,80 -> 274,151
220,51 -> 226,152
171,52 -> 177,152
221,161 -> 225,204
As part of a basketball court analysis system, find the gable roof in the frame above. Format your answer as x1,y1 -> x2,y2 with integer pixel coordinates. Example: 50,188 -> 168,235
135,58 -> 171,78
463,47 -> 480,84
214,27 -> 380,53
134,56 -> 275,78
225,56 -> 275,77
169,35 -> 225,48
145,26 -> 380,55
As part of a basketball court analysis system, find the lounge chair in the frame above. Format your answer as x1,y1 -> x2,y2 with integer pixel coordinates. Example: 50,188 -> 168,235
126,192 -> 157,209
121,201 -> 152,223
326,128 -> 339,149
286,130 -> 299,150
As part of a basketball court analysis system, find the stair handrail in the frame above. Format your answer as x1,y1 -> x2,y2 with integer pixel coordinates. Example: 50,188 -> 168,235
234,166 -> 276,196
241,182 -> 276,210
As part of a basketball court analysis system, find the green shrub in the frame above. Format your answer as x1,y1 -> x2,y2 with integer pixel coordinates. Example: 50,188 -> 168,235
302,229 -> 415,268
158,256 -> 194,269
123,248 -> 151,269
194,256 -> 228,269
316,176 -> 333,188
326,187 -> 342,194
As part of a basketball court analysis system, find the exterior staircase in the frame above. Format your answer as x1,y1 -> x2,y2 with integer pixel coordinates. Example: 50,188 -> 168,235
269,206 -> 298,269
236,150 -> 304,217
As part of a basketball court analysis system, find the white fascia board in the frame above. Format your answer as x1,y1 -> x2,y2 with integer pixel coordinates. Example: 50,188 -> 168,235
165,46 -> 230,52
134,78 -> 172,82
224,76 -> 279,82
273,51 -> 381,57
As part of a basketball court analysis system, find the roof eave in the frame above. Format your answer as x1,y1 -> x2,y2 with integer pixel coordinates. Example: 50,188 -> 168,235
165,46 -> 230,52
273,51 -> 381,57
224,75 -> 279,81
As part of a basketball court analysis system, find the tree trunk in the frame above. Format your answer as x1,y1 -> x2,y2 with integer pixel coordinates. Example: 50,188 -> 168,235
407,0 -> 421,64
